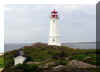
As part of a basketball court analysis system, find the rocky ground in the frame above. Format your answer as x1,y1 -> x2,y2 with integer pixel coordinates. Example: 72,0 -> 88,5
3,43 -> 98,72
0,68 -> 3,72
68,60 -> 96,68
25,59 -> 97,72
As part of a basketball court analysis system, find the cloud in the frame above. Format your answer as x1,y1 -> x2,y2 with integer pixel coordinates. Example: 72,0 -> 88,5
5,4 -> 96,43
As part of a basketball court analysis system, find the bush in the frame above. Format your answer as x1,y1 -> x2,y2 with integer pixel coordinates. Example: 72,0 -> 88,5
16,64 -> 38,72
0,56 -> 4,68
56,59 -> 68,65
4,64 -> 43,72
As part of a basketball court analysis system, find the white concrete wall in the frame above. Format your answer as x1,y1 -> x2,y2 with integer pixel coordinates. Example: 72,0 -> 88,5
48,18 -> 61,46
14,56 -> 26,65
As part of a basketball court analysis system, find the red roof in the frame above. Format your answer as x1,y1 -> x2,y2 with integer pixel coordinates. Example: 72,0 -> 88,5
51,9 -> 58,19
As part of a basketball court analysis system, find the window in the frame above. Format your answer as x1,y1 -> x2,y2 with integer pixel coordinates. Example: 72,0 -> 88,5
53,39 -> 55,42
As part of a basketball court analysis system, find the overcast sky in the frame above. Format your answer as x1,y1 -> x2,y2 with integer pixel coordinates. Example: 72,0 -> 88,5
5,4 -> 96,43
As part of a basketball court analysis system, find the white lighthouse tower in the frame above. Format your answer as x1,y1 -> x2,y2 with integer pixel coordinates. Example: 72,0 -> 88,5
48,9 -> 61,46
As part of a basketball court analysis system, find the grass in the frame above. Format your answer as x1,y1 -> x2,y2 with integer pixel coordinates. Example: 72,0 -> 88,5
0,56 -> 4,68
71,54 -> 96,65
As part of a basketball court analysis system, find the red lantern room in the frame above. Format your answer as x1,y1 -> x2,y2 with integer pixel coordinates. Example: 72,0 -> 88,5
51,9 -> 58,14
51,9 -> 58,19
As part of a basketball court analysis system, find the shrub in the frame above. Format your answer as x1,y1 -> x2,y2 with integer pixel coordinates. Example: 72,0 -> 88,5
56,59 -> 68,65
4,64 -> 43,72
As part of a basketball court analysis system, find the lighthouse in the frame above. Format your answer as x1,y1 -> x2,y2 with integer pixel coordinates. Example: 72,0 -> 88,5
48,9 -> 61,46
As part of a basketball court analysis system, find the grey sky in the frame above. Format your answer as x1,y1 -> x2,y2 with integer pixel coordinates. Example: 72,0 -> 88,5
5,4 -> 96,43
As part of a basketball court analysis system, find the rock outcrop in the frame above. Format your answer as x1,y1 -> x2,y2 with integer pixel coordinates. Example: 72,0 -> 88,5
68,60 -> 96,68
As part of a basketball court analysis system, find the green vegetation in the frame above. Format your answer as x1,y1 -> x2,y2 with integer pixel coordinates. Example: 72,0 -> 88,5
3,43 -> 99,72
0,56 -> 4,68
72,54 -> 96,65
56,59 -> 68,65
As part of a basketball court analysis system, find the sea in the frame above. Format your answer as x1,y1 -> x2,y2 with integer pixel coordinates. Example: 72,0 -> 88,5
4,42 -> 96,52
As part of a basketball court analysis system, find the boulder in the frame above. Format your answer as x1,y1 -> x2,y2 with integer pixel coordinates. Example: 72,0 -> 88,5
68,60 -> 96,68
52,65 -> 65,71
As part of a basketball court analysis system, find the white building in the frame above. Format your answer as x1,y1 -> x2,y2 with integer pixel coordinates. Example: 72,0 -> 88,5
14,51 -> 26,65
48,9 -> 61,46
14,55 -> 26,65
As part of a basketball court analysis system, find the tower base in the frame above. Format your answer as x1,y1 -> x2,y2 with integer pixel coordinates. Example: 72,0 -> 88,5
48,42 -> 61,46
